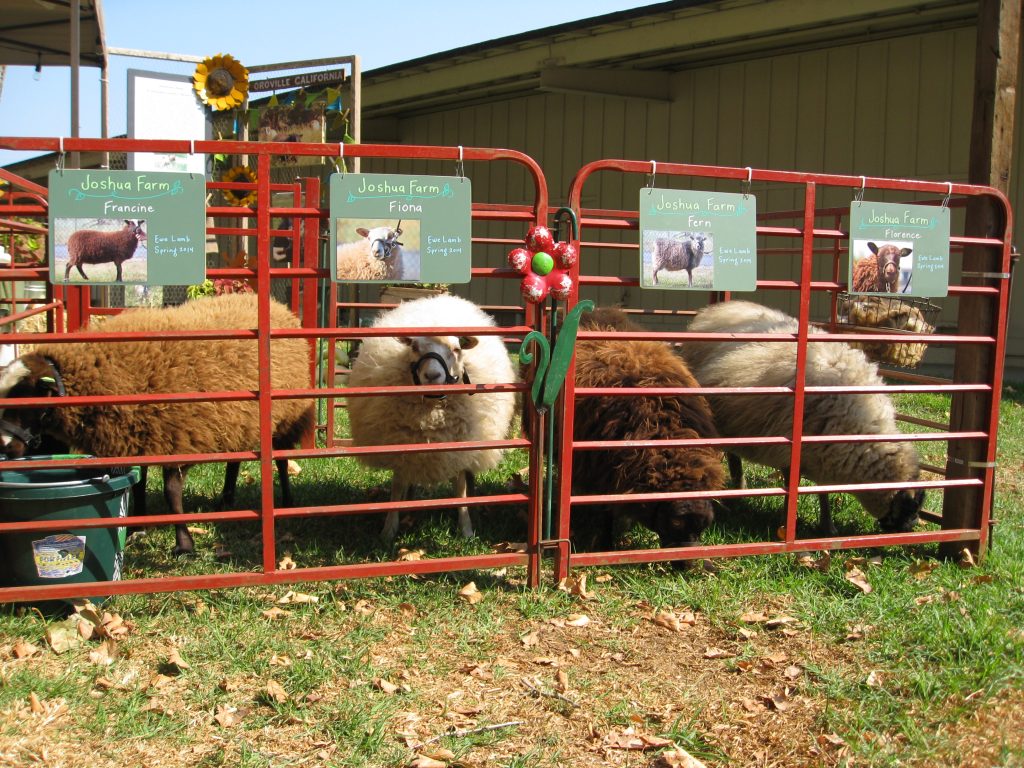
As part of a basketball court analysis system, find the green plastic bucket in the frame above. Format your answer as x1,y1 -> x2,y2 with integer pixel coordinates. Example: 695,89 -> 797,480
0,456 -> 139,596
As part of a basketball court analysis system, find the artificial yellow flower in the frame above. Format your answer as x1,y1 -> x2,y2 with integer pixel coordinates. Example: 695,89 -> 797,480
194,54 -> 249,111
220,165 -> 257,207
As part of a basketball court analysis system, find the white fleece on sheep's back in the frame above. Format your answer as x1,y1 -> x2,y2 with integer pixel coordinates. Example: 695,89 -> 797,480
681,300 -> 919,520
347,294 -> 517,487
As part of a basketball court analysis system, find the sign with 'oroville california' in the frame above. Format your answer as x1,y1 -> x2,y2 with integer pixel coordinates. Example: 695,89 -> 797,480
638,188 -> 757,291
48,169 -> 206,286
329,173 -> 472,284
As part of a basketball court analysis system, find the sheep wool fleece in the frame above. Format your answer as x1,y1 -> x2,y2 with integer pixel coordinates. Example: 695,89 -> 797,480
32,293 -> 312,458
347,294 -> 517,486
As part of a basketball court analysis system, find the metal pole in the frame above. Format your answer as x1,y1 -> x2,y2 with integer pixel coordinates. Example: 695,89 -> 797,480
70,0 -> 80,168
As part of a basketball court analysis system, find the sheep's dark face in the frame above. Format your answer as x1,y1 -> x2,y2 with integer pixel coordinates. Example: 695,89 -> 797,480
654,498 -> 715,549
868,242 -> 912,288
878,489 -> 924,532
271,218 -> 294,263
128,219 -> 147,244
401,335 -> 479,394
0,357 -> 60,458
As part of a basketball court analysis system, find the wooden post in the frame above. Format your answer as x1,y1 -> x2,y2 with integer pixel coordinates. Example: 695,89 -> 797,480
941,0 -> 1020,558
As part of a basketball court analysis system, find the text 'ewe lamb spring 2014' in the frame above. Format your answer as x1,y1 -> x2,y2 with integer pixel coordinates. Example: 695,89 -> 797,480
346,294 -> 518,543
572,307 -> 724,558
679,300 -> 924,535
65,219 -> 147,282
0,294 -> 315,555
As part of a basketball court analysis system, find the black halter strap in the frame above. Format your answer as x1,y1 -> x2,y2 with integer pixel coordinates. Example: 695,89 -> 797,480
0,357 -> 66,449
409,352 -> 471,399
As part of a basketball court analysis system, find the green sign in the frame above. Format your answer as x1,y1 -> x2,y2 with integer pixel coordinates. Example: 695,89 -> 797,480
329,173 -> 472,284
48,170 -> 206,286
638,188 -> 757,291
848,201 -> 950,298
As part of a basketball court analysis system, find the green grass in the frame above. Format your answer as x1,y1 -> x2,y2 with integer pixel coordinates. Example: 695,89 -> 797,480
1,387 -> 1022,766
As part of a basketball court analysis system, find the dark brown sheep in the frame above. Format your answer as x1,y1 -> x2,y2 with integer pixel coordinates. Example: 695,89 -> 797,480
652,233 -> 707,286
65,219 -> 147,282
852,242 -> 912,293
0,294 -> 315,555
571,307 -> 725,556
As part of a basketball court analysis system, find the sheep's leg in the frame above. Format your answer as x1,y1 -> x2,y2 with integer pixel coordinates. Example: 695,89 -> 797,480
127,465 -> 148,539
163,465 -> 195,555
727,454 -> 746,489
455,470 -> 475,538
219,462 -> 241,509
652,268 -> 659,285
115,262 -> 123,282
75,263 -> 88,280
817,493 -> 836,537
686,269 -> 693,287
381,478 -> 409,544
64,262 -> 73,281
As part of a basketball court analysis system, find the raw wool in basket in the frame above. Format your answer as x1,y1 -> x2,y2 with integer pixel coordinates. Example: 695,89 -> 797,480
844,295 -> 936,368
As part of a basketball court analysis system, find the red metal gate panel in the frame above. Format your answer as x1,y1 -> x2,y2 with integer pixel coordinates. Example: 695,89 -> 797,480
553,160 -> 1011,580
0,137 -> 549,603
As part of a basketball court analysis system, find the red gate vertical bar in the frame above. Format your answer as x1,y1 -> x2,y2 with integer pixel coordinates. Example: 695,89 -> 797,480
256,151 -> 277,574
783,182 -> 818,541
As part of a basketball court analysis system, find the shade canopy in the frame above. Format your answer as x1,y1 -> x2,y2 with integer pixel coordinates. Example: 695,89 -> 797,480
0,0 -> 106,67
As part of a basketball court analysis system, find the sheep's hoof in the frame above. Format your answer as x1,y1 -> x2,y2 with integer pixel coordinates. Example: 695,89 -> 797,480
171,545 -> 194,557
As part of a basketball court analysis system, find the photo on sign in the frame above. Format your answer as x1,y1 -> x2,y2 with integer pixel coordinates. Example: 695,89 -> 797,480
258,103 -> 325,165
52,218 -> 148,284
850,239 -> 914,294
335,217 -> 421,282
641,230 -> 714,289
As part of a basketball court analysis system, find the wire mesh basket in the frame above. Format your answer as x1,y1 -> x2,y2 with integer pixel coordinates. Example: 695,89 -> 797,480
836,293 -> 941,368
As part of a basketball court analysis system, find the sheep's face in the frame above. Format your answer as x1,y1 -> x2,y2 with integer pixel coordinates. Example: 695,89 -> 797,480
654,498 -> 715,549
401,335 -> 479,393
357,224 -> 403,262
868,242 -> 912,287
126,219 -> 147,244
878,489 -> 924,532
271,218 -> 294,263
0,357 -> 62,458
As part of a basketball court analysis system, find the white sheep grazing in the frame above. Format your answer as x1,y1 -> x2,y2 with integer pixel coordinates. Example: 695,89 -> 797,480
653,232 -> 707,286
336,222 -> 404,281
679,300 -> 924,534
346,294 -> 518,542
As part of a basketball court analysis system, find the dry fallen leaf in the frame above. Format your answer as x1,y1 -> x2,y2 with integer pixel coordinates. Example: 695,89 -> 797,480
740,611 -> 770,624
375,678 -> 401,695
958,548 -> 977,569
458,582 -> 483,605
520,630 -> 540,648
704,647 -> 737,660
45,622 -> 86,654
910,560 -> 938,580
286,460 -> 302,476
555,668 -> 570,693
266,679 -> 289,703
866,670 -> 883,688
261,607 -> 288,621
165,647 -> 189,673
397,548 -> 425,562
784,664 -> 803,680
845,623 -> 873,641
763,688 -> 794,712
12,641 -> 40,660
269,654 -> 293,667
278,590 -> 318,605
408,757 -> 446,768
604,726 -> 673,750
796,551 -> 831,572
557,573 -> 594,600
595,573 -> 613,583
88,639 -> 118,667
214,704 -> 244,728
649,745 -> 708,768
28,692 -> 43,715
278,555 -> 297,570
652,610 -> 694,632
845,566 -> 873,594
564,614 -> 590,627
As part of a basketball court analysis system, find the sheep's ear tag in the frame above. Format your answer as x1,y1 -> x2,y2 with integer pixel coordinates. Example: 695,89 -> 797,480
519,300 -> 593,411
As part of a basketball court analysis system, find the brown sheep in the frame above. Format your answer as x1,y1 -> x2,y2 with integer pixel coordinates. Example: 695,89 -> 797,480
652,233 -> 708,286
852,242 -> 912,293
65,219 -> 147,282
0,294 -> 315,555
571,307 -> 725,556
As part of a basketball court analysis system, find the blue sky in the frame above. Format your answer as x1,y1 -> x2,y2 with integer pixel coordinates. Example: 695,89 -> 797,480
1,0 -> 647,163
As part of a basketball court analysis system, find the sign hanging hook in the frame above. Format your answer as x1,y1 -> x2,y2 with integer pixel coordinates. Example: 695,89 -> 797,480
336,140 -> 346,175
742,166 -> 753,199
854,175 -> 866,207
646,160 -> 657,194
455,145 -> 465,182
941,181 -> 953,209
55,136 -> 65,175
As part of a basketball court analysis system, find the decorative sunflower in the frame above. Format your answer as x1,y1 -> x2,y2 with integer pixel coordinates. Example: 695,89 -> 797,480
221,165 -> 257,207
194,53 -> 249,111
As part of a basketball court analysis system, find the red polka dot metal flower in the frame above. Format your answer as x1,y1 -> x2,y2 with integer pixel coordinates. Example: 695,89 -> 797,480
507,225 -> 577,304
